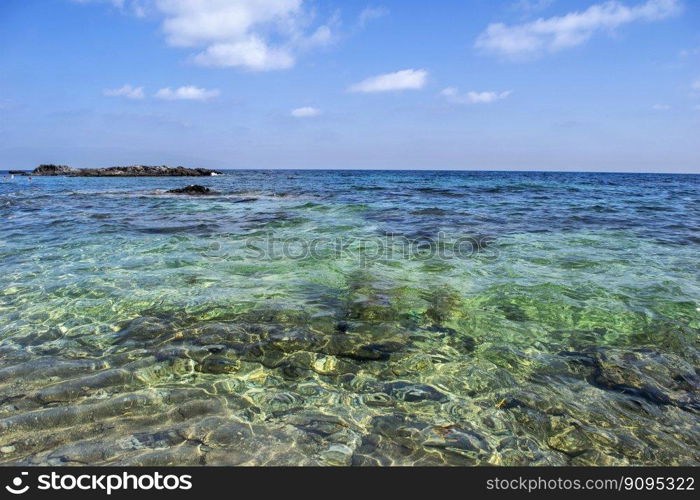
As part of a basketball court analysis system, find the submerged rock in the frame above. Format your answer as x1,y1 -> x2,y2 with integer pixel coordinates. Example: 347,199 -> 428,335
312,355 -> 357,376
422,425 -> 490,455
287,412 -> 354,438
332,341 -> 404,362
166,185 -> 212,195
383,381 -> 448,402
196,356 -> 241,374
560,348 -> 700,413
422,286 -> 464,325
30,164 -> 221,177
547,424 -> 590,457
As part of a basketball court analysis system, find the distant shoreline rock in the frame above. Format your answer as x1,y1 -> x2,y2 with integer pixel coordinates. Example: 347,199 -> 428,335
32,165 -> 76,176
28,164 -> 222,177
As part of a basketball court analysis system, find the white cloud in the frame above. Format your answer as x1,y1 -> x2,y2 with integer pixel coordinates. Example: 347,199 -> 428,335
652,104 -> 671,110
152,0 -> 334,71
358,6 -> 389,27
155,86 -> 220,101
76,0 -> 335,70
475,0 -> 682,59
192,37 -> 295,70
291,106 -> 321,117
104,84 -> 145,99
441,87 -> 512,104
349,69 -> 428,93
155,0 -> 298,47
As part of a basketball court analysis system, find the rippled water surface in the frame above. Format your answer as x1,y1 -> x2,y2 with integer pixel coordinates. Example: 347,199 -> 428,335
0,170 -> 698,465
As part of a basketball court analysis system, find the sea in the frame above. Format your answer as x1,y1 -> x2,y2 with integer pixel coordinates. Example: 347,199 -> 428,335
0,169 -> 698,465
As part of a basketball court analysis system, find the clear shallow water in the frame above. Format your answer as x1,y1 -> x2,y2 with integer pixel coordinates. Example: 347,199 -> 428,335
0,170 -> 698,465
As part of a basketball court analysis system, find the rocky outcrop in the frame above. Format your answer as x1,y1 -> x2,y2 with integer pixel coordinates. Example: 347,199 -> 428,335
30,164 -> 221,177
166,185 -> 212,195
31,164 -> 77,176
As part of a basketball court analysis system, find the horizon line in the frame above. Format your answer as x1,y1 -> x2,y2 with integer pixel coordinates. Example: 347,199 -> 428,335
3,168 -> 699,176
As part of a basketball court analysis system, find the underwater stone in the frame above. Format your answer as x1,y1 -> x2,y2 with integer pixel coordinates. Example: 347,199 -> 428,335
0,358 -> 110,384
266,329 -> 321,353
423,287 -> 464,324
370,415 -> 414,438
47,441 -> 119,465
170,399 -> 225,421
206,422 -> 256,447
343,287 -> 400,322
35,368 -> 134,403
311,355 -> 357,376
389,354 -> 433,376
287,412 -> 353,438
0,392 -> 164,434
499,303 -> 529,322
115,316 -> 178,345
461,336 -> 477,352
196,357 -> 241,374
280,363 -> 308,380
367,414 -> 437,464
311,355 -> 338,375
361,393 -> 395,408
205,345 -> 226,354
558,351 -> 597,367
242,345 -> 287,368
383,381 -> 448,402
426,324 -> 460,335
318,444 -> 354,466
566,348 -> 700,412
347,344 -> 393,361
332,341 -> 404,362
547,425 -> 590,457
123,446 -> 205,466
253,392 -> 304,417
423,425 -> 490,454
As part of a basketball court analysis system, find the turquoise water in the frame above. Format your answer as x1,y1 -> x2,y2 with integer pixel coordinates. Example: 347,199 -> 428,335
0,170 -> 698,465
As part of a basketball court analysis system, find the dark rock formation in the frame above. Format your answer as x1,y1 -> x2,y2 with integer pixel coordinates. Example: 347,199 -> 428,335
166,185 -> 212,195
30,164 -> 221,177
560,348 -> 700,413
32,164 -> 77,176
8,170 -> 26,175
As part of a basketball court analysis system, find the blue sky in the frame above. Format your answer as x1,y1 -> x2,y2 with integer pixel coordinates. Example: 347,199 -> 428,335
1,0 -> 698,172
